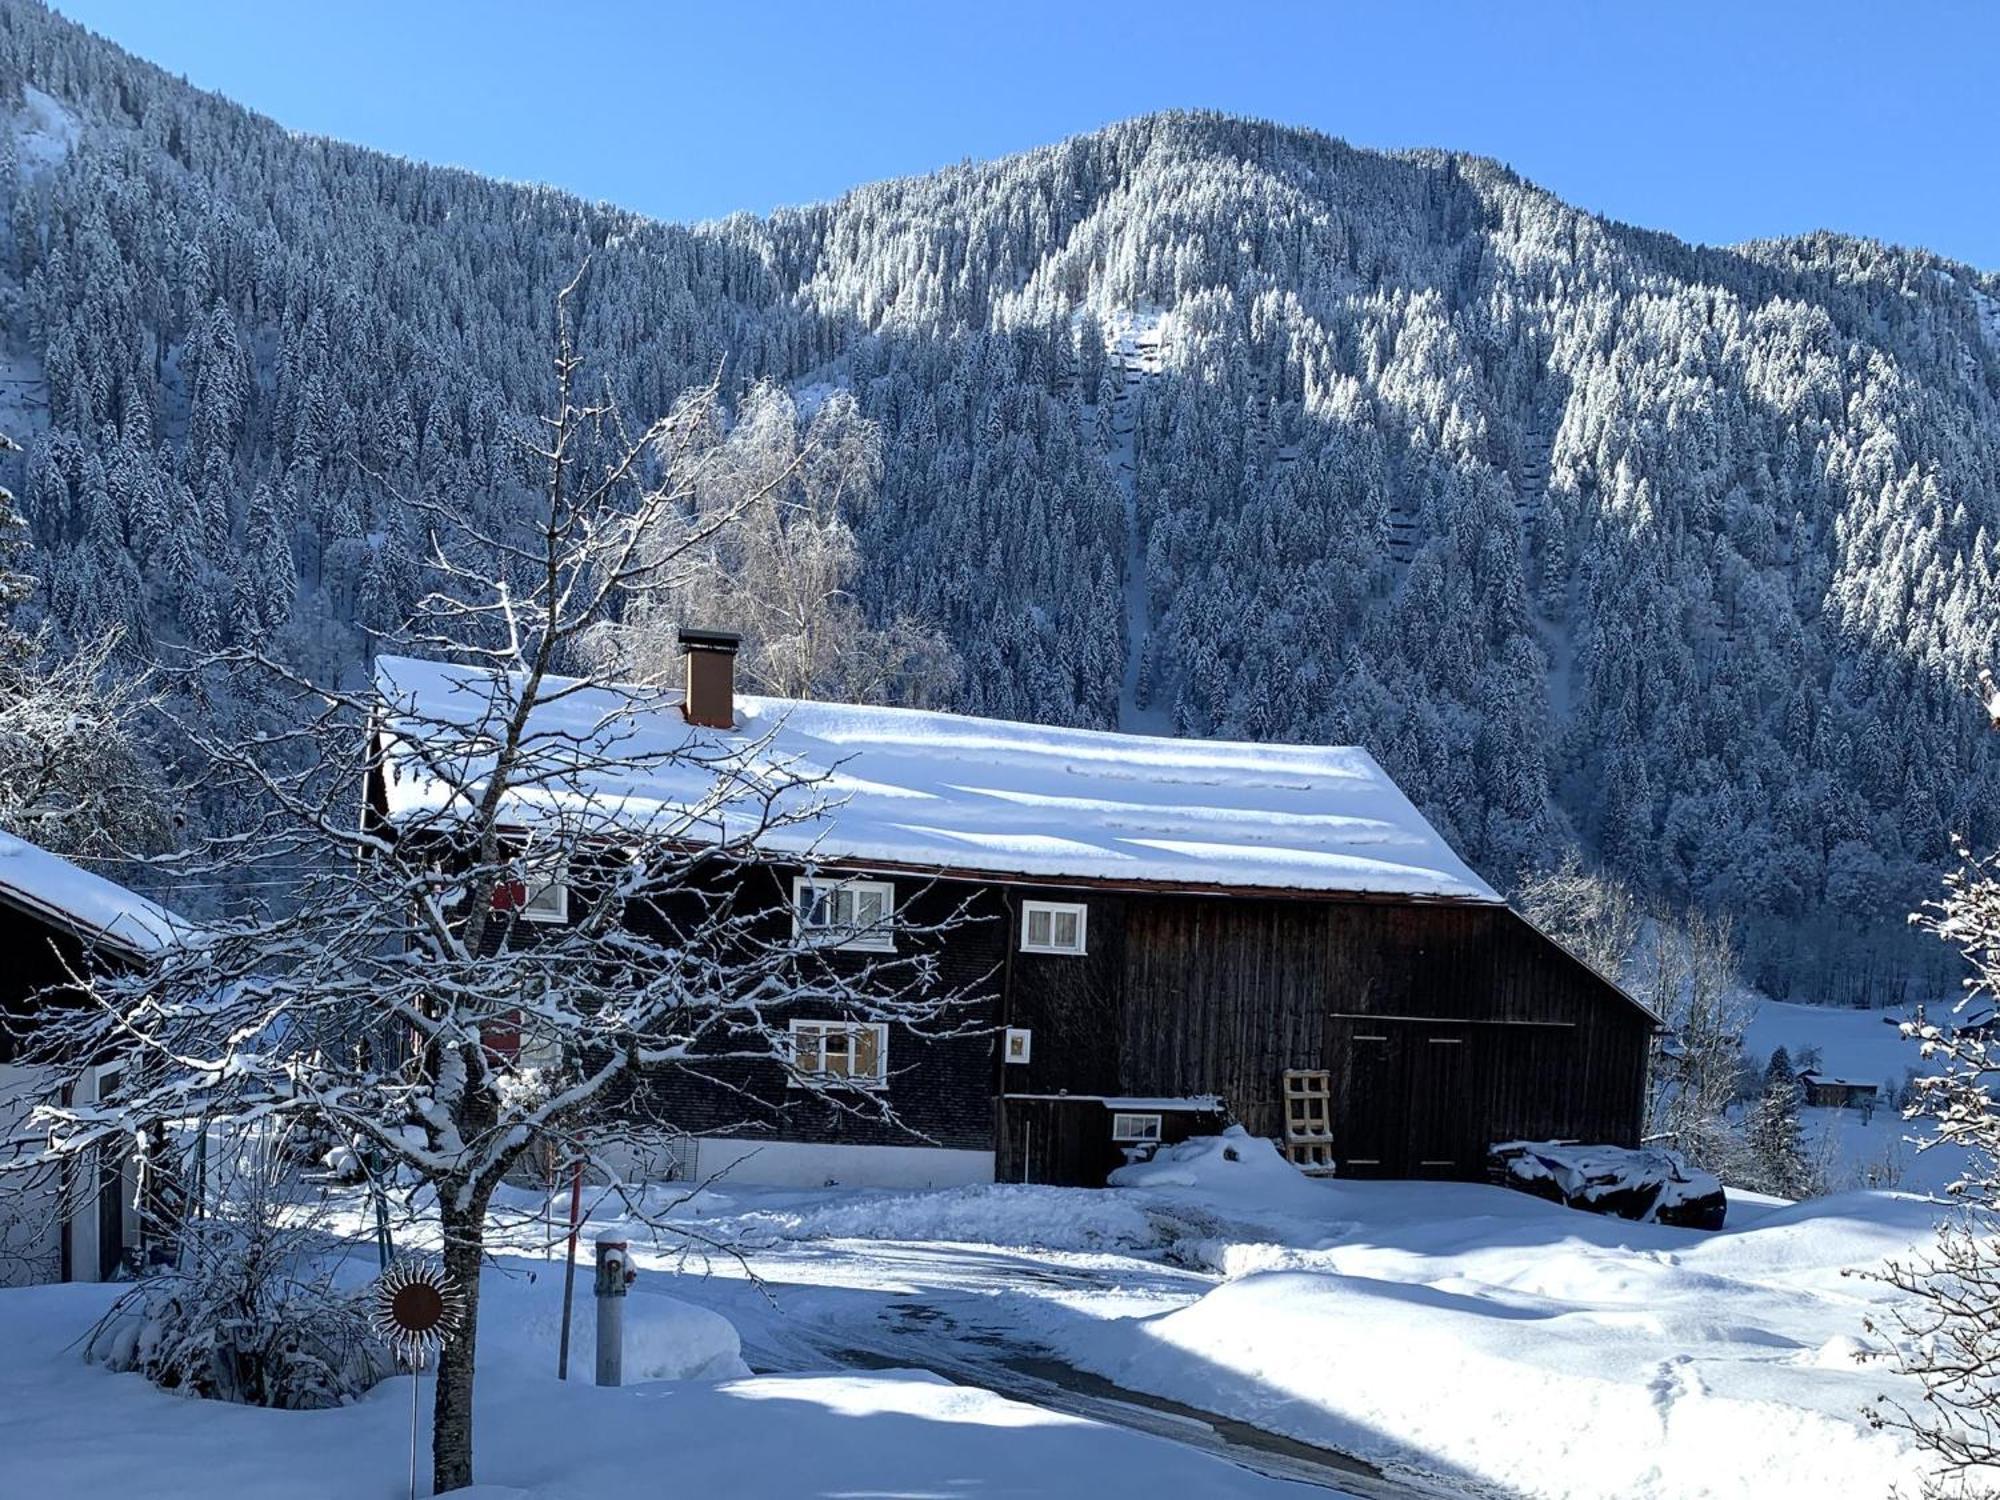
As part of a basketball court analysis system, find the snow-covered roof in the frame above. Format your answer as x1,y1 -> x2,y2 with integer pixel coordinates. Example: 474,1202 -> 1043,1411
370,655 -> 1501,903
0,833 -> 192,958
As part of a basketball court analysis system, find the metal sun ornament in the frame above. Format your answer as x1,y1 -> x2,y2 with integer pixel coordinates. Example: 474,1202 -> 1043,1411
370,1258 -> 465,1367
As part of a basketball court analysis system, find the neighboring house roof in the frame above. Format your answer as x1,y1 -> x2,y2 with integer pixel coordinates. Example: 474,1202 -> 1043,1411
0,833 -> 192,960
370,654 -> 1503,903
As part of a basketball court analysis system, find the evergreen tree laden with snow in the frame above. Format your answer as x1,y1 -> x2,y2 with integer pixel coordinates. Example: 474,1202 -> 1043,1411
8,285 -> 980,1494
7,3 -> 2000,994
1743,1048 -> 1820,1198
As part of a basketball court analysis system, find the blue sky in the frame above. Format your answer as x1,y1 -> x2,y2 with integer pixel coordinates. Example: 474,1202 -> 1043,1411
49,1 -> 2000,268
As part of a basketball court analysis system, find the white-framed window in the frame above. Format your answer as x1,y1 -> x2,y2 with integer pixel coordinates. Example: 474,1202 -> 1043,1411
1020,900 -> 1087,955
519,863 -> 569,924
792,877 -> 896,951
491,852 -> 568,924
1111,1112 -> 1162,1143
789,1019 -> 889,1088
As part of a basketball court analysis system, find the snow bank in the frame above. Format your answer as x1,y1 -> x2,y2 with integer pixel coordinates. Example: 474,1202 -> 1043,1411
1052,1182 -> 1940,1499
0,1282 -> 1300,1498
704,1182 -> 1168,1255
478,1270 -> 749,1382
1109,1126 -> 1331,1213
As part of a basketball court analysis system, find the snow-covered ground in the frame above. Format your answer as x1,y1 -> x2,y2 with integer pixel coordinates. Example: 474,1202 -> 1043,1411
0,1262 -> 1316,1499
0,1133 -> 1948,1497
1743,998 -> 1960,1194
652,1133 -> 1938,1499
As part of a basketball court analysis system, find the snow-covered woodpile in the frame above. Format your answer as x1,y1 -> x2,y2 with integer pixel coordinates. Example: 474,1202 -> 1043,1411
1488,1140 -> 1727,1229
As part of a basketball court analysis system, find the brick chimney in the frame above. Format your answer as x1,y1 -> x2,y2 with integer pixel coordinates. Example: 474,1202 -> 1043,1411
677,627 -> 741,729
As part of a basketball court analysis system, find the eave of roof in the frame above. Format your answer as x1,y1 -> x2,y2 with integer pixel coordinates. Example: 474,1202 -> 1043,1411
0,834 -> 194,961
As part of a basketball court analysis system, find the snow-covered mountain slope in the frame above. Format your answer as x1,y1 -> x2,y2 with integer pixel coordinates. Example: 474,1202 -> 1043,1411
3,0 -> 2000,991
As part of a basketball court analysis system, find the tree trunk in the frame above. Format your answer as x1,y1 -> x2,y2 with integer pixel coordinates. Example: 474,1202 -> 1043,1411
432,1187 -> 489,1494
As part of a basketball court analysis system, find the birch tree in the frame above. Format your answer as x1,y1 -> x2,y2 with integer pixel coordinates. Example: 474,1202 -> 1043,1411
588,380 -> 959,706
11,279 -> 979,1493
0,428 -> 170,859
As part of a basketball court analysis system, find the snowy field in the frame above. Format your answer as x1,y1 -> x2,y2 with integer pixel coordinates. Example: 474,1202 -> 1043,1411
0,1131 -> 1946,1499
1743,998 -> 1963,1194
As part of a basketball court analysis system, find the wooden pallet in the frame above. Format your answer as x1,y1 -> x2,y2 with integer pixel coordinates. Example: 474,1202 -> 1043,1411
1281,1069 -> 1338,1175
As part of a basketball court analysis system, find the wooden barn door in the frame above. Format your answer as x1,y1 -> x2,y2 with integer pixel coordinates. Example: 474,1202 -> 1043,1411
1410,1027 -> 1474,1177
1334,1021 -> 1483,1178
1336,1028 -> 1401,1176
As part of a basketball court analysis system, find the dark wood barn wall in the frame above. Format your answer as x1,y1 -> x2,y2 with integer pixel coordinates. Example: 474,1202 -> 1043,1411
1000,892 -> 1651,1181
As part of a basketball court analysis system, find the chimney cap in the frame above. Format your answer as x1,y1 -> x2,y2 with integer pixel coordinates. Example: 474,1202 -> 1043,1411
676,627 -> 741,655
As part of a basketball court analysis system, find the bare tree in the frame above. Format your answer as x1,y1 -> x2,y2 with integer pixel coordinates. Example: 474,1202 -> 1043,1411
1642,908 -> 1754,1179
1518,856 -> 1641,981
0,429 -> 168,860
1521,860 -> 1757,1181
8,278 -> 981,1493
588,380 -> 959,707
0,626 -> 172,859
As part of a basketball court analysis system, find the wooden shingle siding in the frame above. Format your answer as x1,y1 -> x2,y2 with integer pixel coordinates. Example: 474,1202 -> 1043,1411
621,864 -> 1007,1155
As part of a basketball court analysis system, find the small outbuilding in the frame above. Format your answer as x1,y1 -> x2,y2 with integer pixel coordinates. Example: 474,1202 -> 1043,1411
0,833 -> 189,1284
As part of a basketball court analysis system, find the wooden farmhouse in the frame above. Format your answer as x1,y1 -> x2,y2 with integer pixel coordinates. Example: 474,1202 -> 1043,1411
0,833 -> 189,1283
369,637 -> 1656,1190
1797,1072 -> 1880,1111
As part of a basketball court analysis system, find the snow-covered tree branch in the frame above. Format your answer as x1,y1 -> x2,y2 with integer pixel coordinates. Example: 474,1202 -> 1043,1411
1870,844 -> 2000,1497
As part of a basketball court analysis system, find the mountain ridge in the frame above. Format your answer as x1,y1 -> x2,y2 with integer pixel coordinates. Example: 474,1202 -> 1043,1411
4,0 -> 1998,998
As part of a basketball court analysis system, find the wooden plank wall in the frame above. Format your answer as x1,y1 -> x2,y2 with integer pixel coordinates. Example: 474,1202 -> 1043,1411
1104,896 -> 1650,1178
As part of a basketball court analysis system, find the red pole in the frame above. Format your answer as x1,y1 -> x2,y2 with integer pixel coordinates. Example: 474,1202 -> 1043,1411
556,1162 -> 584,1380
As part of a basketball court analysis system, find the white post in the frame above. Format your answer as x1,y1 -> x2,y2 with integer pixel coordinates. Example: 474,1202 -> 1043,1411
408,1352 -> 422,1500
594,1238 -> 631,1387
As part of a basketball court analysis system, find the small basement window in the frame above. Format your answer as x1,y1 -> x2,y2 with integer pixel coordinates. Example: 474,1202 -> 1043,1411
1111,1112 -> 1162,1143
793,877 -> 896,951
1020,900 -> 1087,955
789,1019 -> 888,1088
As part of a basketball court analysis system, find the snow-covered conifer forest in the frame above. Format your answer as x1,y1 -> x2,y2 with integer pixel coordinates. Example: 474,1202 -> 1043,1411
4,0 -> 1999,995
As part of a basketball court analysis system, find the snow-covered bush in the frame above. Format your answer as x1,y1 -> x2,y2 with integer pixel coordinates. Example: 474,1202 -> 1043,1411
86,1133 -> 392,1409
